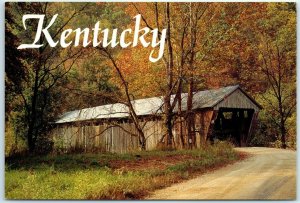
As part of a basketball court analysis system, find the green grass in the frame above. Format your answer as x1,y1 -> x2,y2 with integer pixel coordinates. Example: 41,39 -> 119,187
5,142 -> 241,200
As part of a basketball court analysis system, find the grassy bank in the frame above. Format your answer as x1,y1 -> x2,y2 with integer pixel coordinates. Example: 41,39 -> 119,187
5,142 -> 243,199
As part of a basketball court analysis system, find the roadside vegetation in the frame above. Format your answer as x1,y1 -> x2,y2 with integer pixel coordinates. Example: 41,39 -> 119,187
5,142 -> 243,200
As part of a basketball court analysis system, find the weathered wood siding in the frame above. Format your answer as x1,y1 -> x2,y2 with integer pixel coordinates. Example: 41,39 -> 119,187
172,110 -> 214,148
51,111 -> 215,153
195,110 -> 214,146
52,106 -> 263,153
51,119 -> 165,153
50,88 -> 261,153
214,89 -> 260,112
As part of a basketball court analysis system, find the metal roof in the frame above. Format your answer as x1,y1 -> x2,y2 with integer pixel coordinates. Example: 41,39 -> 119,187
55,85 -> 245,124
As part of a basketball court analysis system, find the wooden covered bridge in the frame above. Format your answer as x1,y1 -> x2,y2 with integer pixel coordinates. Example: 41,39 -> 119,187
50,85 -> 261,153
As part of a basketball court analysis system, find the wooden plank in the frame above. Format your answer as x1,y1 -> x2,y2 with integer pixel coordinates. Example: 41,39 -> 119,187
214,89 -> 260,112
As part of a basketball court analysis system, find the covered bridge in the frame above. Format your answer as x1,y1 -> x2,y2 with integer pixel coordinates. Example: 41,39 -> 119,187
50,85 -> 261,153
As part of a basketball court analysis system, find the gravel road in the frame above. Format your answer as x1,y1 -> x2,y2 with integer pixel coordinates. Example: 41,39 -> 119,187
147,147 -> 296,200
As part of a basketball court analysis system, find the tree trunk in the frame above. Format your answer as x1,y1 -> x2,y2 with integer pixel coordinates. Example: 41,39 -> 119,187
139,129 -> 146,150
278,94 -> 287,149
177,81 -> 185,148
166,112 -> 173,146
187,78 -> 195,149
280,119 -> 287,149
163,95 -> 173,147
27,67 -> 39,153
164,2 -> 174,148
105,49 -> 147,151
27,126 -> 35,153
186,2 -> 196,149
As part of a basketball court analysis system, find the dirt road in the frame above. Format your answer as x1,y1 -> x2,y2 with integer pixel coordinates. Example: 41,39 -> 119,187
148,147 -> 296,200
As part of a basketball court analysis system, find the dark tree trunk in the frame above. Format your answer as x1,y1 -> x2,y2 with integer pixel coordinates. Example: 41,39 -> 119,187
280,119 -> 287,149
186,2 -> 197,149
177,82 -> 185,148
27,66 -> 40,153
278,93 -> 287,149
166,112 -> 173,146
187,78 -> 195,149
163,94 -> 173,147
164,2 -> 174,148
139,130 -> 146,150
27,127 -> 35,153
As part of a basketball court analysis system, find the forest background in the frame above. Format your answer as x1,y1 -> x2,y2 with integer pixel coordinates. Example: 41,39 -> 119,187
5,2 -> 296,156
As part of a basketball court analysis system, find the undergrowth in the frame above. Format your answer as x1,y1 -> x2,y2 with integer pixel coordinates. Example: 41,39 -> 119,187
5,141 -> 242,199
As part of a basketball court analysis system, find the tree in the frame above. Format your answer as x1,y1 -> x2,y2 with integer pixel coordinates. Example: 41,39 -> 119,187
236,3 -> 296,148
59,51 -> 120,111
126,3 -> 252,149
5,2 -> 85,153
256,4 -> 296,148
214,3 -> 296,148
79,2 -> 149,150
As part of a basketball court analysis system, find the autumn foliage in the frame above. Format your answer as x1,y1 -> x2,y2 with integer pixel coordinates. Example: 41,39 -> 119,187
5,2 -> 296,155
